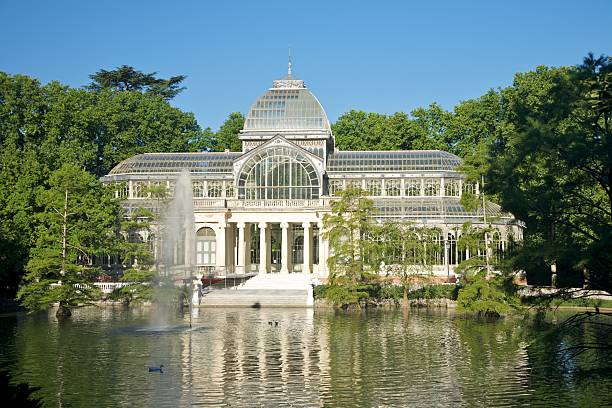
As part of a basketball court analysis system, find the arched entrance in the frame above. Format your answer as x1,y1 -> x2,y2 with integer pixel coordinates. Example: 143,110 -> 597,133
237,145 -> 320,200
196,227 -> 216,266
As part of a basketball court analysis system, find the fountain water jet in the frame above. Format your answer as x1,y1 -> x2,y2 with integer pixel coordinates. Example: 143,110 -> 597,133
151,169 -> 196,328
161,169 -> 196,278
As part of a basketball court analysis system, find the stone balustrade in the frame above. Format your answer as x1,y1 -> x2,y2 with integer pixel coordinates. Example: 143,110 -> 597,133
189,198 -> 330,209
50,282 -> 134,294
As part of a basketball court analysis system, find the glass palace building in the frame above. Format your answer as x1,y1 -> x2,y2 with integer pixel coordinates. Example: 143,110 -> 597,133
103,68 -> 523,281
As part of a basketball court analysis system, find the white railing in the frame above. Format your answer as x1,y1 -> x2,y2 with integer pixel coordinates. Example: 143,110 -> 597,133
519,286 -> 611,300
193,199 -> 226,209
175,198 -> 335,210
227,199 -> 329,208
50,282 -> 133,294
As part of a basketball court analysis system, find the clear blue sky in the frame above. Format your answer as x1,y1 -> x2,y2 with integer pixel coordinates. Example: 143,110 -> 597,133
1,0 -> 611,130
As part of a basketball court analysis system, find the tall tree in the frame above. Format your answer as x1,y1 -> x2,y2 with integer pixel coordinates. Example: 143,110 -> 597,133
323,188 -> 377,284
487,57 -> 612,293
0,71 -> 203,294
332,106 -> 451,152
371,222 -> 441,304
445,90 -> 503,158
17,164 -> 120,317
332,110 -> 392,151
409,103 -> 451,151
88,65 -> 186,100
214,112 -> 244,152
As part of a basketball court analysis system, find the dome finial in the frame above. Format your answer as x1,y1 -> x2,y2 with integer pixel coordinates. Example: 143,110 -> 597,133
288,48 -> 292,77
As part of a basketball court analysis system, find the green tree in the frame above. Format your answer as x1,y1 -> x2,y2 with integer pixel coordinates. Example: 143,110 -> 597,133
372,222 -> 441,304
0,71 -> 204,295
113,206 -> 156,304
332,110 -> 386,150
87,89 -> 202,176
456,274 -> 520,317
213,112 -> 244,152
17,164 -> 120,317
323,188 -> 377,284
88,65 -> 186,100
487,56 -> 612,293
445,90 -> 503,158
409,103 -> 451,150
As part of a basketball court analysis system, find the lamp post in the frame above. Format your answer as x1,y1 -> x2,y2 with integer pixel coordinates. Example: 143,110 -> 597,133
444,239 -> 449,279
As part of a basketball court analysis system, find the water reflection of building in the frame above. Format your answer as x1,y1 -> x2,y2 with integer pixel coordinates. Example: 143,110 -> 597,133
172,309 -> 539,406
178,309 -> 328,407
103,62 -> 523,280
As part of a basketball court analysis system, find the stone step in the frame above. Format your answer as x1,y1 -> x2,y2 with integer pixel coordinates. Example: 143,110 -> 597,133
199,289 -> 309,308
239,273 -> 314,291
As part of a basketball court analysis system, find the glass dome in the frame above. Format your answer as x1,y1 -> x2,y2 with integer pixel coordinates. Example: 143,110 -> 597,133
243,79 -> 331,132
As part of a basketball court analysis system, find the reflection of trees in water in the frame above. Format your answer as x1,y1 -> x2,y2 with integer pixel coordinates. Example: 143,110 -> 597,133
10,308 -> 185,407
322,310 -> 612,407
518,313 -> 612,407
2,308 -> 611,407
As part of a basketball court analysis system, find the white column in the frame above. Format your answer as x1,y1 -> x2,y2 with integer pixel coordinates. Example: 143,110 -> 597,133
216,223 -> 226,274
440,177 -> 445,197
317,222 -> 326,275
244,224 -> 251,272
259,222 -> 268,274
303,222 -> 312,274
237,222 -> 246,274
280,222 -> 290,273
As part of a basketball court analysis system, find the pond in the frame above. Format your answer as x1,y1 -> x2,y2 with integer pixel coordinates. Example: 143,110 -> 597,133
1,307 -> 610,407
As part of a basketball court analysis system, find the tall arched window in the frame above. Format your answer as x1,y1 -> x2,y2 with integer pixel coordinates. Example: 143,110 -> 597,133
238,146 -> 320,199
193,181 -> 204,198
196,227 -> 216,265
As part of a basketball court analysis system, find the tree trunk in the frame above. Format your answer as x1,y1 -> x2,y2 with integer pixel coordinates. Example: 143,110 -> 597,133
56,303 -> 72,319
61,189 -> 68,276
402,287 -> 409,308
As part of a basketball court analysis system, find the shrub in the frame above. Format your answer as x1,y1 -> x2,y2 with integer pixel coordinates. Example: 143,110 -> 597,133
409,284 -> 458,300
456,274 -> 520,317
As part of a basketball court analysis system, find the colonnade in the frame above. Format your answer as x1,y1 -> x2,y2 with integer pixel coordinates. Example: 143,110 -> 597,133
193,221 -> 519,277
204,221 -> 326,275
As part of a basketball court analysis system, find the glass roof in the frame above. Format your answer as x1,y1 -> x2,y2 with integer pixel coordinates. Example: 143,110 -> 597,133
108,152 -> 241,175
372,198 -> 513,223
327,150 -> 461,173
243,86 -> 331,132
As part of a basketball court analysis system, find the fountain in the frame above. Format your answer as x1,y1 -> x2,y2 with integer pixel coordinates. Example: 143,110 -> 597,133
148,169 -> 198,329
161,169 -> 196,278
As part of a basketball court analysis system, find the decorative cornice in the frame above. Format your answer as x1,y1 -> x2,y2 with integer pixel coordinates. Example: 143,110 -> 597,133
272,79 -> 305,89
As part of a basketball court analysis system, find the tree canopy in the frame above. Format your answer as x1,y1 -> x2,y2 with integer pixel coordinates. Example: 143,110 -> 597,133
16,164 -> 120,316
194,112 -> 244,152
2,55 -> 611,303
88,65 -> 186,100
485,55 -> 612,293
0,69 -> 202,296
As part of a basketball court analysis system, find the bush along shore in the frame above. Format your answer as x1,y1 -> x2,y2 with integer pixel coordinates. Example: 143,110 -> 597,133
313,281 -> 612,315
314,283 -> 460,310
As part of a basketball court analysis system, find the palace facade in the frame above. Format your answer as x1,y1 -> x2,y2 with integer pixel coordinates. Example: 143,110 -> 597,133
102,67 -> 523,281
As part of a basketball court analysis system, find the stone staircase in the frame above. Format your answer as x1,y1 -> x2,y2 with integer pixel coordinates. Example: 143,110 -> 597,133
198,273 -> 314,308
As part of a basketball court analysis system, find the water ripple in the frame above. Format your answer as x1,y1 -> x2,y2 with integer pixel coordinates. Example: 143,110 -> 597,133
0,307 -> 610,407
